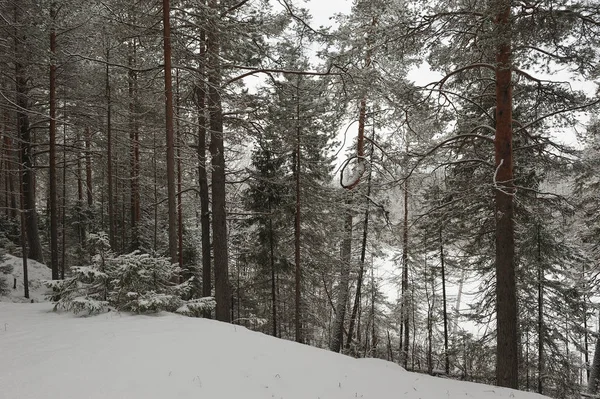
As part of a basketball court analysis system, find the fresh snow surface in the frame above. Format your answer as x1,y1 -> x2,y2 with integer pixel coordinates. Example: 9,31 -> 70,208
1,254 -> 50,303
0,302 -> 549,399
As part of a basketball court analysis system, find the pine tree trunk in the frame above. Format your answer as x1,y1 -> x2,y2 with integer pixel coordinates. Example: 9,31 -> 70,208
176,69 -> 184,269
49,3 -> 59,280
105,45 -> 115,250
195,32 -> 211,316
207,0 -> 230,322
128,39 -> 140,250
18,143 -> 29,299
330,195 -> 353,353
14,4 -> 43,264
294,80 -> 302,343
269,212 -> 277,337
85,126 -> 93,208
400,176 -> 409,367
346,143 -> 372,352
440,226 -> 450,374
588,334 -> 600,394
61,107 -> 67,279
493,0 -> 518,388
162,0 -> 178,265
537,225 -> 543,394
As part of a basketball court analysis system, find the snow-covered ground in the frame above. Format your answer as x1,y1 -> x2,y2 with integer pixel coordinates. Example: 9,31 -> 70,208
1,254 -> 51,303
1,307 -> 549,399
0,255 -> 548,399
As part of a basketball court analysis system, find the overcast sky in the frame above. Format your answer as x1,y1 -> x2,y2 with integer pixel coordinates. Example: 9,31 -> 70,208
305,0 -> 352,29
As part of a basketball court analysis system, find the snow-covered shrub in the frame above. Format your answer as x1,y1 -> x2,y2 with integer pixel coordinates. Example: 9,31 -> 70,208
175,297 -> 216,317
0,234 -> 13,295
109,251 -> 192,313
45,232 -> 114,314
45,266 -> 111,314
45,232 -> 205,316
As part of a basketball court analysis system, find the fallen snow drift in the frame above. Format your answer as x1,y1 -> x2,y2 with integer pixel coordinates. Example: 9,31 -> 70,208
0,303 -> 548,399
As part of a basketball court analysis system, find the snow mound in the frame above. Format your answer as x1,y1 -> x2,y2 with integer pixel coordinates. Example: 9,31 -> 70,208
0,255 -> 50,303
0,303 -> 549,399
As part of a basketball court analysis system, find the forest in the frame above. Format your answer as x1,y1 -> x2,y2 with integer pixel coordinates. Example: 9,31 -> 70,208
0,0 -> 599,397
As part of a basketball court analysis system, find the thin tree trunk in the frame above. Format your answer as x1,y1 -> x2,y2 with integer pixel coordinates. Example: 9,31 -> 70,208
207,0 -> 230,322
162,0 -> 178,264
105,44 -> 115,250
494,0 -> 518,388
195,29 -> 211,316
176,69 -> 183,269
537,224 -> 543,394
330,195 -> 353,353
61,97 -> 67,279
18,142 -> 29,299
49,3 -> 59,280
346,125 -> 374,352
294,79 -> 302,342
15,4 -> 43,263
85,126 -> 93,208
440,226 -> 450,374
128,39 -> 140,250
269,211 -> 277,337
400,175 -> 410,367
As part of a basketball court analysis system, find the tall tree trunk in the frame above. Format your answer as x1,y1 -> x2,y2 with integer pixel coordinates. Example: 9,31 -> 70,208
588,334 -> 600,394
176,69 -> 184,269
330,195 -> 353,353
15,5 -> 43,263
77,129 -> 84,248
85,126 -> 93,208
195,29 -> 211,316
536,225 -> 543,393
61,103 -> 67,279
346,136 -> 373,352
49,3 -> 59,280
207,0 -> 230,322
18,139 -> 29,299
162,0 -> 178,264
105,45 -> 115,250
128,39 -> 140,250
494,0 -> 518,388
400,176 -> 410,367
269,209 -> 277,337
293,79 -> 302,343
440,225 -> 450,375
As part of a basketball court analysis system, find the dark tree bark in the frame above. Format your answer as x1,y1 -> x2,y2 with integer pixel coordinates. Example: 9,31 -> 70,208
14,5 -> 43,264
588,334 -> 600,395
269,208 -> 277,337
493,0 -> 518,388
195,30 -> 211,317
537,225 -> 543,394
128,39 -> 140,250
294,80 -> 302,343
440,226 -> 450,375
18,142 -> 29,299
330,195 -> 353,353
105,45 -> 115,250
207,0 -> 230,322
49,2 -> 59,280
400,175 -> 409,368
85,126 -> 93,208
162,0 -> 178,265
346,132 -> 373,352
176,69 -> 183,269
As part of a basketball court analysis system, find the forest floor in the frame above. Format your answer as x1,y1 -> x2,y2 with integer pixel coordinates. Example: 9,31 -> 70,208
0,257 -> 548,399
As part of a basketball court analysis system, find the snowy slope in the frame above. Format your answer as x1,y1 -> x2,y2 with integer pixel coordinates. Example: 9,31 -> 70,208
1,254 -> 51,303
0,303 -> 549,399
